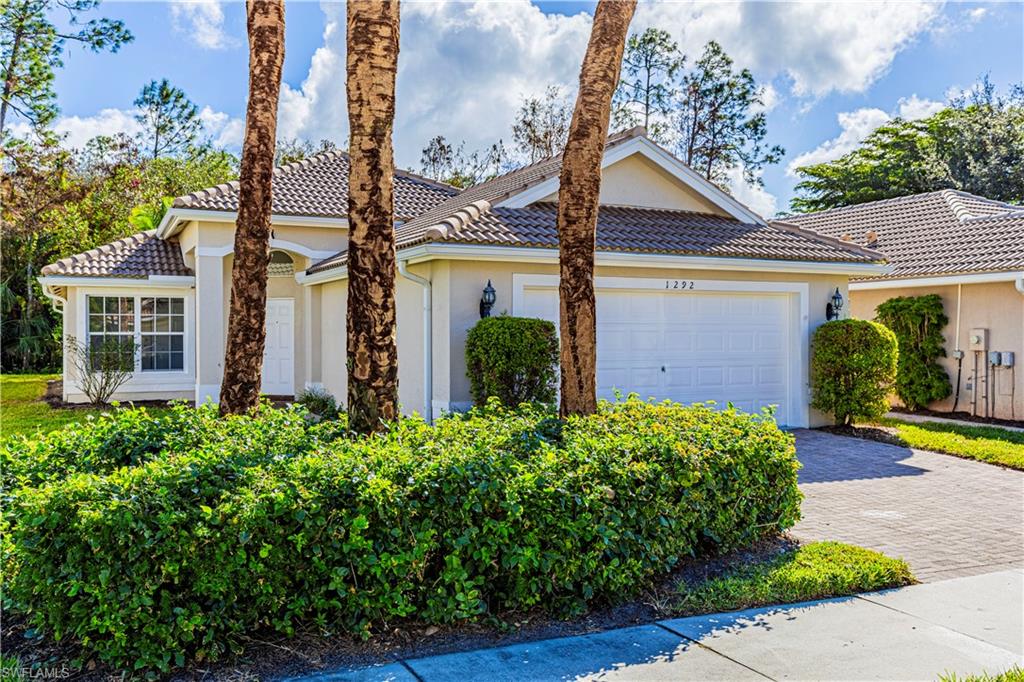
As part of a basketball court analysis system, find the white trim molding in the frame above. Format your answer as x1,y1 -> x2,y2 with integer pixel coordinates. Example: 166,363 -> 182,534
196,239 -> 336,260
851,271 -> 1024,290
511,273 -> 812,428
298,243 -> 889,287
157,208 -> 349,239
497,136 -> 766,226
38,275 -> 196,288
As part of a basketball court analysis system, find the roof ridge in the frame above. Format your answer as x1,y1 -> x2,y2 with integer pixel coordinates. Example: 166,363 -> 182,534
769,219 -> 887,262
783,190 -> 957,220
422,199 -> 492,240
940,188 -> 1019,221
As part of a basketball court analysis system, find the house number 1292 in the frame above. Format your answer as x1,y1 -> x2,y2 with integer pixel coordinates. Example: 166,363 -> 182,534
665,280 -> 695,289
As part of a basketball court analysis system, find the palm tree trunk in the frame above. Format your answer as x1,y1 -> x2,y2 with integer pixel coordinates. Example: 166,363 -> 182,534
219,0 -> 285,415
557,0 -> 636,418
345,0 -> 401,434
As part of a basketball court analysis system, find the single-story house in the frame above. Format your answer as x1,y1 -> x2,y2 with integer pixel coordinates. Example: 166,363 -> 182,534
40,127 -> 887,428
785,190 -> 1024,421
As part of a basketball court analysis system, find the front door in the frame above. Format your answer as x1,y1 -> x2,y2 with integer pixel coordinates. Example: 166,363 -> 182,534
262,298 -> 295,396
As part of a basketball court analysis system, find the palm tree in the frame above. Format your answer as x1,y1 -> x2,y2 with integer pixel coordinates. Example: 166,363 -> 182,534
557,0 -> 636,418
219,0 -> 285,415
345,0 -> 401,433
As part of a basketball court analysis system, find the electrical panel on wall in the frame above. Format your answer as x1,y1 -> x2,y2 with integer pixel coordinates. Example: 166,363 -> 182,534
968,328 -> 988,351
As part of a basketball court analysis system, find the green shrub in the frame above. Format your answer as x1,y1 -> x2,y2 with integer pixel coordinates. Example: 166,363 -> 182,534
3,399 -> 800,672
465,316 -> 559,407
875,295 -> 951,410
811,319 -> 898,425
295,385 -> 339,419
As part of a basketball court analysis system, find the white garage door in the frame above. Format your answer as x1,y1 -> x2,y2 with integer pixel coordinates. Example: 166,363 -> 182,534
515,276 -> 798,426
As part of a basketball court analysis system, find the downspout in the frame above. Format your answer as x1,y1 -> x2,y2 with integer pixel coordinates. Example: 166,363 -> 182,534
1016,274 -> 1024,295
397,259 -> 432,423
951,283 -> 964,413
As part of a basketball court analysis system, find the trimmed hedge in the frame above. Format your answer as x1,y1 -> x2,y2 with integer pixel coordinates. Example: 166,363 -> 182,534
3,399 -> 801,672
465,316 -> 559,406
810,319 -> 898,425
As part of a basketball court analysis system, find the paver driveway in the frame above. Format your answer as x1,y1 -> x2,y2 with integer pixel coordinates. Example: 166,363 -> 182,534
792,429 -> 1024,582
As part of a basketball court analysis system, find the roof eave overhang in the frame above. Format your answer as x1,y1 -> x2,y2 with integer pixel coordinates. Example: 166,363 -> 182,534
157,208 -> 349,239
298,242 -> 890,286
37,275 -> 196,288
851,270 -> 1024,290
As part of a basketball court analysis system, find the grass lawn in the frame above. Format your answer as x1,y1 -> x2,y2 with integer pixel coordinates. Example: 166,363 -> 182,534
876,417 -> 1024,471
0,374 -> 170,439
939,667 -> 1024,682
676,541 -> 915,614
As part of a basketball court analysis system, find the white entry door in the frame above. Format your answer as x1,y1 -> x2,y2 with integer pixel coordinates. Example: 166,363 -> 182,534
262,298 -> 294,396
514,275 -> 801,426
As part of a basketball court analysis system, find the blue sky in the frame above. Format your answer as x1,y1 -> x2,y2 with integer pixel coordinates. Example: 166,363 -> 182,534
40,1 -> 1024,215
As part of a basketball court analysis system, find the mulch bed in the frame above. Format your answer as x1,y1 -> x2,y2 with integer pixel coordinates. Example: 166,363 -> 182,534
818,424 -> 907,447
2,537 -> 797,681
889,406 -> 1024,430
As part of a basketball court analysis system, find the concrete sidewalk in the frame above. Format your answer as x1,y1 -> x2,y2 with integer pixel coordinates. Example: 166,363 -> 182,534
286,569 -> 1024,681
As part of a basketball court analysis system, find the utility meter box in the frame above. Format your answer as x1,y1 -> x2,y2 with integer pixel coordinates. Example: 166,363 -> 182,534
969,328 -> 989,351
1001,351 -> 1016,367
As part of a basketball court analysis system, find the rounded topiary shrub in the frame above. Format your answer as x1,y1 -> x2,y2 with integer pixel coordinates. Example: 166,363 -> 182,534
465,315 -> 559,406
875,294 -> 952,411
810,319 -> 898,426
3,398 -> 800,672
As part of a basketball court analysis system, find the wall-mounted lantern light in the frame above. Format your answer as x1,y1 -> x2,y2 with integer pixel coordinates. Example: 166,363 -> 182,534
479,280 -> 496,318
826,287 -> 844,321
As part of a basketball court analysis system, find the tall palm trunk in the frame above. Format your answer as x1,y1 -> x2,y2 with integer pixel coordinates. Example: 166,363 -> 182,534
345,0 -> 400,433
557,0 -> 636,418
219,0 -> 285,415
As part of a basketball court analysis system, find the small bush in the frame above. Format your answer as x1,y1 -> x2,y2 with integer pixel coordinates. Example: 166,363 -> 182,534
3,399 -> 800,672
465,316 -> 559,406
811,319 -> 898,425
875,295 -> 951,410
295,385 -> 339,419
65,335 -> 137,405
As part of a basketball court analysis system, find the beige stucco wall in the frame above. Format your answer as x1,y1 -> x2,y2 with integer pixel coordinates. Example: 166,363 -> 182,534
439,259 -> 846,427
317,264 -> 430,417
850,281 -> 1024,420
539,154 -> 728,215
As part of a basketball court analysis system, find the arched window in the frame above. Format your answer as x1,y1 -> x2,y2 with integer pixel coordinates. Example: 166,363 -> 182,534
268,250 -> 294,278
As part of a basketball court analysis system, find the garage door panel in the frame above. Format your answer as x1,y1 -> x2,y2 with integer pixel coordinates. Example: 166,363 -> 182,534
517,280 -> 795,426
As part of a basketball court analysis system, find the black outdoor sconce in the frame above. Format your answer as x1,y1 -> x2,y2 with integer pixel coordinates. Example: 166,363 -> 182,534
826,287 -> 844,321
480,280 -> 496,318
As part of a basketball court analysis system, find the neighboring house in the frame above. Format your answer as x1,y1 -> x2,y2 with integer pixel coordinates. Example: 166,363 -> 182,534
785,190 -> 1024,421
40,127 -> 886,428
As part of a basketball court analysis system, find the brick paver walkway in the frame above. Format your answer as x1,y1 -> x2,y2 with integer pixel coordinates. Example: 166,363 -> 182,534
791,429 -> 1024,582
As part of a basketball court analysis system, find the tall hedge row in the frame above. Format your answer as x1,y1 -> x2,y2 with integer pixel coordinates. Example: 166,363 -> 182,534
2,400 -> 801,672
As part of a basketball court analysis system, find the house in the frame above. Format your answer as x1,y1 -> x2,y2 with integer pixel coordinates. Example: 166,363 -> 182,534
39,127 -> 887,428
785,190 -> 1024,421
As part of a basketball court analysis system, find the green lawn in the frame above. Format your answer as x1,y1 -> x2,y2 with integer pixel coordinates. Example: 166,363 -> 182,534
676,542 -> 915,614
0,374 -> 170,439
939,666 -> 1024,682
876,418 -> 1024,471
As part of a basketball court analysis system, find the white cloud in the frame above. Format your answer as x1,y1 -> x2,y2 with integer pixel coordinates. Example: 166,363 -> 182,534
272,0 -> 950,171
967,6 -> 988,22
40,108 -> 143,149
895,94 -> 945,120
786,107 -> 890,172
724,166 -> 779,218
786,94 -> 945,174
169,0 -> 236,50
17,105 -> 243,152
632,1 -> 943,99
276,1 -> 593,169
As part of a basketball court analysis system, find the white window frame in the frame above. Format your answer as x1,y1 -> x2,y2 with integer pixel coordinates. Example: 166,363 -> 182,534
75,286 -> 196,392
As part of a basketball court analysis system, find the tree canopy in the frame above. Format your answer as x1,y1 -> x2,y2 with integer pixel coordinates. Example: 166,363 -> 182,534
790,78 -> 1024,213
1,0 -> 132,138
